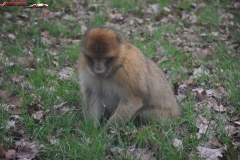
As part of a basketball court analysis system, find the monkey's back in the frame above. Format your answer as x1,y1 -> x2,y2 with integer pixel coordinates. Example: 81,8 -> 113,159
113,42 -> 182,118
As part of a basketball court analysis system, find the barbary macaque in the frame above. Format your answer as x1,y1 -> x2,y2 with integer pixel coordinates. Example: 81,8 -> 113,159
78,27 -> 182,128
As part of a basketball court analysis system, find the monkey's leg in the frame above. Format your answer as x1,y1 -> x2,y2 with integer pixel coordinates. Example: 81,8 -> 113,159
106,97 -> 143,128
137,105 -> 178,123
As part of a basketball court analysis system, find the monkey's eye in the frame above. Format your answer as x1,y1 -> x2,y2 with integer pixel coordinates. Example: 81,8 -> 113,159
106,57 -> 114,63
84,55 -> 93,63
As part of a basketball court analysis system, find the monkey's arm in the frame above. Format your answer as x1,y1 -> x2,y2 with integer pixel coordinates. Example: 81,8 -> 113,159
82,93 -> 103,127
106,97 -> 143,128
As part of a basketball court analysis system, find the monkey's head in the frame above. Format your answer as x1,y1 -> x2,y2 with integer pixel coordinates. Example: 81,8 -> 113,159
81,27 -> 123,78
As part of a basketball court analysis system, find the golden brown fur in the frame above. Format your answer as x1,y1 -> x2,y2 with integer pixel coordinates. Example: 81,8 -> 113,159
78,27 -> 182,128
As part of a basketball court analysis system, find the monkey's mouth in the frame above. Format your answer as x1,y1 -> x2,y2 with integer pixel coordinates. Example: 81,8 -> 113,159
95,71 -> 113,78
95,73 -> 105,77
93,69 -> 112,78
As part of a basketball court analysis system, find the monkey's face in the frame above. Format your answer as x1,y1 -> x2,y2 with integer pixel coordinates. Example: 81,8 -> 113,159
84,55 -> 115,77
81,28 -> 122,78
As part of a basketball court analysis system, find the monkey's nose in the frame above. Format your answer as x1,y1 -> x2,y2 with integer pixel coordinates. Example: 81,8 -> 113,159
95,68 -> 105,75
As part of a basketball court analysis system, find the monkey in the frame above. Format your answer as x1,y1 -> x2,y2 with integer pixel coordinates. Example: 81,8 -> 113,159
78,27 -> 182,128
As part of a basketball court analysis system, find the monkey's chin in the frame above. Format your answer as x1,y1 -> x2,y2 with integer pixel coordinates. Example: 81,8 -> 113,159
94,72 -> 107,78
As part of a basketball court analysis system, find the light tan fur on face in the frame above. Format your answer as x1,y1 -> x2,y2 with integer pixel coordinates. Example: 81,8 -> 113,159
78,27 -> 182,128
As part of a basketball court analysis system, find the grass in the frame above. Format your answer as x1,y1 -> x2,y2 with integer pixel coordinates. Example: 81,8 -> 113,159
197,5 -> 220,28
110,0 -> 143,14
0,0 -> 239,159
110,0 -> 170,16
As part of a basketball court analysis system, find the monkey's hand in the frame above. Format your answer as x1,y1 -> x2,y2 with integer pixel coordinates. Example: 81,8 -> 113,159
106,97 -> 143,129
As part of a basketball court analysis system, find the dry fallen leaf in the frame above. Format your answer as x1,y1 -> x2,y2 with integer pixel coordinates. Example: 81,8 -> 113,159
147,4 -> 159,14
40,30 -> 49,37
7,33 -> 16,40
49,49 -> 58,56
81,25 -> 88,34
192,87 -> 204,94
59,38 -> 72,46
205,89 -> 214,97
9,130 -> 23,140
6,120 -> 16,129
27,103 -> 42,116
16,151 -> 36,160
156,56 -> 170,65
193,67 -> 209,78
196,115 -> 209,135
18,56 -> 36,69
209,139 -> 223,148
15,140 -> 42,159
213,86 -> 228,99
0,90 -> 8,101
6,94 -> 22,107
62,14 -> 76,21
213,105 -> 227,113
173,138 -> 183,151
177,83 -> 188,100
47,133 -> 59,145
54,102 -> 70,114
31,111 -> 44,121
197,146 -> 224,159
189,14 -> 197,23
194,48 -> 208,60
135,18 -> 144,24
41,37 -> 54,46
4,12 -> 12,19
5,149 -> 16,160
0,143 -> 5,158
110,144 -> 155,160
50,60 -> 59,67
183,32 -> 198,41
234,121 -> 240,126
211,32 -> 219,36
224,125 -> 237,136
58,68 -> 73,81
40,9 -> 56,19
202,97 -> 218,108
163,7 -> 170,12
